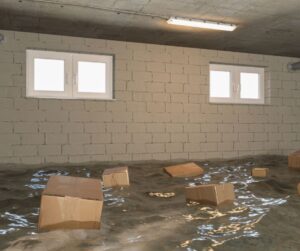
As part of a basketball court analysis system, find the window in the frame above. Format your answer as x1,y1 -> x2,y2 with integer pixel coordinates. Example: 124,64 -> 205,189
209,64 -> 264,104
26,50 -> 113,100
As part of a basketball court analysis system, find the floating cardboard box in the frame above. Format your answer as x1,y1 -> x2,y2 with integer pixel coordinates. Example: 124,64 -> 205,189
185,183 -> 235,206
38,175 -> 103,231
288,151 -> 300,169
102,166 -> 130,188
251,167 -> 269,178
164,162 -> 204,178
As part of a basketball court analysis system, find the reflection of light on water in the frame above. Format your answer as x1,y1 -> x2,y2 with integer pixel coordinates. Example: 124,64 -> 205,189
183,207 -> 227,221
25,184 -> 45,190
104,193 -> 125,206
0,228 -> 15,235
127,235 -> 143,243
183,164 -> 289,250
0,212 -> 35,235
25,170 -> 70,191
227,207 -> 248,214
180,239 -> 191,247
147,192 -> 175,198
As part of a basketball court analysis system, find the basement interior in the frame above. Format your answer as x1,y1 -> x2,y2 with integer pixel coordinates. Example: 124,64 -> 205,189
0,1 -> 300,250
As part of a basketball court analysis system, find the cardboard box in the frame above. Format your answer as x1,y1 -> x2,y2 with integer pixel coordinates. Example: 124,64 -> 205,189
164,162 -> 204,178
298,183 -> 300,195
251,167 -> 269,177
102,166 -> 129,188
288,151 -> 300,169
185,183 -> 235,205
38,175 -> 103,231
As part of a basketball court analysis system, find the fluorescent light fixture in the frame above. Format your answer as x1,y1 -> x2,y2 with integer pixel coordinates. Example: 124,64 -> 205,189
167,17 -> 237,31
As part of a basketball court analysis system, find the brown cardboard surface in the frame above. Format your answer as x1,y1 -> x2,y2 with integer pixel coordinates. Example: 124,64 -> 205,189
185,183 -> 235,206
102,166 -> 130,188
44,175 -> 103,201
251,167 -> 269,177
164,162 -> 204,178
39,176 -> 103,231
103,166 -> 128,175
288,151 -> 300,169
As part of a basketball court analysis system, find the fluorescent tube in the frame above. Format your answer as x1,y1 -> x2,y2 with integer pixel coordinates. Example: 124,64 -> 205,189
167,17 -> 237,31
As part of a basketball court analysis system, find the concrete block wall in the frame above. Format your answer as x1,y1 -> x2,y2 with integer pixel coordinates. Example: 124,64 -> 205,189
0,29 -> 300,164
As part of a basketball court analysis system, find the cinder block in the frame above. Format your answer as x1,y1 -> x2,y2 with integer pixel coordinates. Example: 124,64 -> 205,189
39,123 -> 61,133
84,123 -> 105,133
153,72 -> 170,82
112,133 -> 131,143
251,167 -> 269,177
146,123 -> 165,133
133,72 -> 152,82
106,144 -> 126,154
166,63 -> 183,74
62,145 -> 84,155
166,143 -> 183,153
45,111 -> 69,122
14,122 -> 37,133
39,145 -> 61,156
13,145 -> 37,156
146,62 -> 165,72
146,82 -> 165,92
62,100 -> 84,111
127,143 -> 146,154
164,162 -> 204,177
132,133 -> 152,143
288,151 -> 300,169
153,93 -> 170,102
102,166 -> 130,188
22,134 -> 44,145
145,143 -> 165,153
153,133 -> 170,143
83,144 -> 105,155
69,134 -> 90,144
147,103 -> 165,113
91,133 -> 111,144
185,183 -> 235,205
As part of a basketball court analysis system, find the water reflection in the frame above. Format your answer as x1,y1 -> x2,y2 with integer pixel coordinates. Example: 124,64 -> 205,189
0,156 -> 299,251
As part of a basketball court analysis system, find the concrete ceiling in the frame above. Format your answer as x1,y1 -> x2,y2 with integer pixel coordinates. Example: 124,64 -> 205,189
1,0 -> 300,57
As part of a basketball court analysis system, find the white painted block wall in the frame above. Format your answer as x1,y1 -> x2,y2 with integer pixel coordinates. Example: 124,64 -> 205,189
0,30 -> 299,164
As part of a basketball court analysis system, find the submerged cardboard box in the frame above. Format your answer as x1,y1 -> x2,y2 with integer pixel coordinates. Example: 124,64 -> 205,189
185,183 -> 235,206
288,151 -> 300,169
102,166 -> 130,188
38,175 -> 103,231
251,167 -> 269,177
164,162 -> 204,178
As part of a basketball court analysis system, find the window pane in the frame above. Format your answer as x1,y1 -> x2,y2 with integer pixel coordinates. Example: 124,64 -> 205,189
34,58 -> 64,91
78,61 -> 106,93
240,73 -> 259,99
210,71 -> 230,98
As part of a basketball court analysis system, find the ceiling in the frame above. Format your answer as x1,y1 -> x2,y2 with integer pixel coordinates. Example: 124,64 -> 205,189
1,0 -> 300,57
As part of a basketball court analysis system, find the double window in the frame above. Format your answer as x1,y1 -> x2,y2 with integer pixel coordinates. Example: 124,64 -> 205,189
26,50 -> 113,100
209,63 -> 264,104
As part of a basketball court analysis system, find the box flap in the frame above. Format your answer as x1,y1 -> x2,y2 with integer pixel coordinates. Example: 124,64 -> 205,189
164,162 -> 204,177
43,176 -> 103,201
291,150 -> 300,156
103,166 -> 128,175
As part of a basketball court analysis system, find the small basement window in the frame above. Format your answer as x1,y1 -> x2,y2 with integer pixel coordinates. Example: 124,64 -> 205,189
209,63 -> 264,104
26,50 -> 113,100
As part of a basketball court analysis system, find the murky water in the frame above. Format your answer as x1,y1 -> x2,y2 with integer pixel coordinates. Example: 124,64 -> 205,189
0,155 -> 300,251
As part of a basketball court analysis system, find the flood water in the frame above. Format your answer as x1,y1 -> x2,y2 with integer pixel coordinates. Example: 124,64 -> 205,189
0,155 -> 300,251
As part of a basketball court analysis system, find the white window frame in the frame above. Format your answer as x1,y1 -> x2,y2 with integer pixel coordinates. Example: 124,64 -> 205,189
209,63 -> 264,105
26,49 -> 114,100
